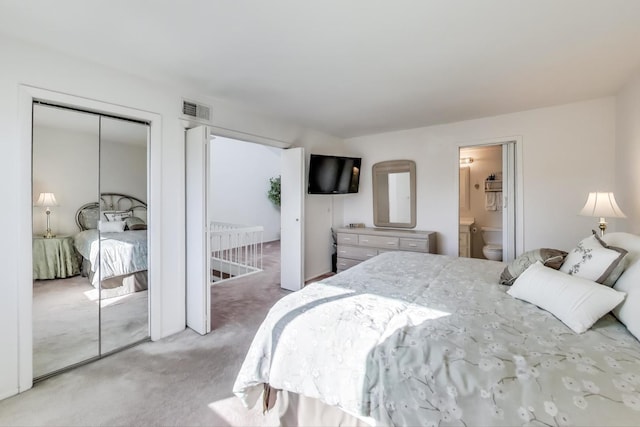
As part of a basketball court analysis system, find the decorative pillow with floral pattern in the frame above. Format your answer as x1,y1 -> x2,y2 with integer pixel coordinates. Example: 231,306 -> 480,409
559,230 -> 628,287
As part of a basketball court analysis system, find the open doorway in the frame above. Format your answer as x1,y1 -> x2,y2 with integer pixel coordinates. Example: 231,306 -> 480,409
209,136 -> 282,279
208,136 -> 285,329
458,140 -> 518,262
186,125 -> 304,334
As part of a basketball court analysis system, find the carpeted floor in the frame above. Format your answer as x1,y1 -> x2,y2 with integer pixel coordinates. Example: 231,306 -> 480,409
0,240 -> 289,426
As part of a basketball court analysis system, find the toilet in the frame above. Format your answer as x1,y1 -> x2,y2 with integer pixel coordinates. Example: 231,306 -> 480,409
481,226 -> 503,261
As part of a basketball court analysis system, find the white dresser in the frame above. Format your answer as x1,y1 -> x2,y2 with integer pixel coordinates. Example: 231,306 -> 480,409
336,227 -> 437,272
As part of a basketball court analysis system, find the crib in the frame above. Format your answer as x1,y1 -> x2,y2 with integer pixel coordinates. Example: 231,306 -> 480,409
210,222 -> 264,283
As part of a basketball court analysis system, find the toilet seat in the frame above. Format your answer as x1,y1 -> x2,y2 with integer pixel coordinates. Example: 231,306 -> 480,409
484,244 -> 502,250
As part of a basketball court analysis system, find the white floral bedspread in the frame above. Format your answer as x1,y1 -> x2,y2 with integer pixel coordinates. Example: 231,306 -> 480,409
233,251 -> 640,426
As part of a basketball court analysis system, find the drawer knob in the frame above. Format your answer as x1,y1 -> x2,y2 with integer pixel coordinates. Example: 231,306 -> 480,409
387,242 -> 395,245
409,243 -> 417,247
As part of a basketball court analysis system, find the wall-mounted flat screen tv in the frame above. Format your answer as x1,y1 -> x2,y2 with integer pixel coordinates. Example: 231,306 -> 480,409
308,154 -> 362,194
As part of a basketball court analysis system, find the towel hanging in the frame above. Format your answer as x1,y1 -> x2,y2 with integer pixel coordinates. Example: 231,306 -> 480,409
485,192 -> 497,211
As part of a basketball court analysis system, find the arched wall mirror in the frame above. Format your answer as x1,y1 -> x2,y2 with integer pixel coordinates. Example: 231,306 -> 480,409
32,103 -> 150,379
372,160 -> 416,228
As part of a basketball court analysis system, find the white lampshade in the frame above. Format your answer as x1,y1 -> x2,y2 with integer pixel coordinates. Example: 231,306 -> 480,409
579,192 -> 626,218
35,192 -> 59,208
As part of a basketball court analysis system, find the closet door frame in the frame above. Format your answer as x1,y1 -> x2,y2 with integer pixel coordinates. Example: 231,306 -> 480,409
17,85 -> 162,393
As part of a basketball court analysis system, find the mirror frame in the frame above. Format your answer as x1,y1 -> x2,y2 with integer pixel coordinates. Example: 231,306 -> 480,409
372,160 -> 417,228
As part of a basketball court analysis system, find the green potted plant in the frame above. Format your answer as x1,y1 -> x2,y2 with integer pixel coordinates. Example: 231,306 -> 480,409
267,175 -> 281,208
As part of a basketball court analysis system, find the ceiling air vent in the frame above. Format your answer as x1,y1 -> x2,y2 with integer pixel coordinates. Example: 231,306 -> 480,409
182,99 -> 211,122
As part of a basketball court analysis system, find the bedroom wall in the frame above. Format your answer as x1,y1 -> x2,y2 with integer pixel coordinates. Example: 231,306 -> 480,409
209,137 -> 281,242
343,97 -> 618,256
615,71 -> 640,234
0,35 -> 344,400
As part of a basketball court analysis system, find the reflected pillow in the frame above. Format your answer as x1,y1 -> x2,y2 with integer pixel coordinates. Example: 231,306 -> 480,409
508,261 -> 626,334
499,248 -> 568,285
103,210 -> 133,222
129,224 -> 147,231
559,231 -> 628,287
98,220 -> 126,233
124,216 -> 145,230
79,207 -> 100,230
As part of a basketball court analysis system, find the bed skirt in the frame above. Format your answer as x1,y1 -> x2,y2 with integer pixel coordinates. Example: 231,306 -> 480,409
82,259 -> 148,298
271,389 -> 375,427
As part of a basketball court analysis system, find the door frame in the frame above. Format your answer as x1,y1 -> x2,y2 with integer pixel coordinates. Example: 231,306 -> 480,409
17,85 -> 162,392
182,121 -> 305,332
456,136 -> 524,260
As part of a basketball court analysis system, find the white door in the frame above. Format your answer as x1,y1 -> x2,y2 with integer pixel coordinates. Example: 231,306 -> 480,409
502,141 -> 516,262
280,147 -> 305,291
185,126 -> 211,334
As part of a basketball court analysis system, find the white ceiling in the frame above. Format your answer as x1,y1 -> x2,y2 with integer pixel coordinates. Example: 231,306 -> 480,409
3,0 -> 640,138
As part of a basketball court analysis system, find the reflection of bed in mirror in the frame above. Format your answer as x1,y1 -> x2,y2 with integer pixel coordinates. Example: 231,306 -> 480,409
74,193 -> 148,298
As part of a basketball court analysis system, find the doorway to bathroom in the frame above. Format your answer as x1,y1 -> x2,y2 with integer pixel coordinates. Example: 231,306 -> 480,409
458,140 -> 520,263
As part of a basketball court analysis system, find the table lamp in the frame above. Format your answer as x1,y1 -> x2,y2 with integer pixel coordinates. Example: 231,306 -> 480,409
35,192 -> 58,238
578,192 -> 626,236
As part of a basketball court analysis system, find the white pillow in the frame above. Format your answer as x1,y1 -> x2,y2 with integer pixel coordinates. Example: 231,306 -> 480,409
508,261 -> 626,334
602,232 -> 640,341
98,220 -> 126,233
559,232 -> 627,286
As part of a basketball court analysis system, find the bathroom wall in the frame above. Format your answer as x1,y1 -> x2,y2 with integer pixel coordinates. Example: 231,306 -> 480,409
459,145 -> 502,258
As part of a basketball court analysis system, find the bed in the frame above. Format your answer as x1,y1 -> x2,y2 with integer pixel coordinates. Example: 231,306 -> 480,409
233,233 -> 640,426
73,193 -> 148,298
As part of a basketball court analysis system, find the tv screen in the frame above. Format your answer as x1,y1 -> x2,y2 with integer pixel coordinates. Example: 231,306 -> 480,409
308,154 -> 362,194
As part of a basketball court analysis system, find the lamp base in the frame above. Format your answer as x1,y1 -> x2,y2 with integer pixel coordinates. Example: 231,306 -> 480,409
598,217 -> 607,237
43,229 -> 55,239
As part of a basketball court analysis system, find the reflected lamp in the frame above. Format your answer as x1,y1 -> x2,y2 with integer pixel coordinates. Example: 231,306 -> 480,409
35,192 -> 59,238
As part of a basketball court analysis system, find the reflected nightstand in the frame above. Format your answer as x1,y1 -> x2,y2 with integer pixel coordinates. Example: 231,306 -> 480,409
32,235 -> 80,280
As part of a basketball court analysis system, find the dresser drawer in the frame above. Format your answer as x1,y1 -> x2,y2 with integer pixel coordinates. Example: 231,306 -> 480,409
336,257 -> 361,272
358,235 -> 399,249
337,233 -> 358,246
399,238 -> 428,252
337,245 -> 378,261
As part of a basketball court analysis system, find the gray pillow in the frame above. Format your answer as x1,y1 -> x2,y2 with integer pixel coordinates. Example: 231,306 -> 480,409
124,216 -> 145,230
79,207 -> 100,230
500,248 -> 568,285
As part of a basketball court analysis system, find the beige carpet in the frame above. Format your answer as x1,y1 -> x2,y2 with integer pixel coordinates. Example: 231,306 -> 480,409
0,240 -> 290,426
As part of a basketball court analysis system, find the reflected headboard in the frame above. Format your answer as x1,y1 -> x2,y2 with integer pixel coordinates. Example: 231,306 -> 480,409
75,193 -> 147,231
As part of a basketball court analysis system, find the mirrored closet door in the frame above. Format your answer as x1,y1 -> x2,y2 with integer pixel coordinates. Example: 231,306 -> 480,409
32,103 -> 150,379
99,117 -> 149,354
